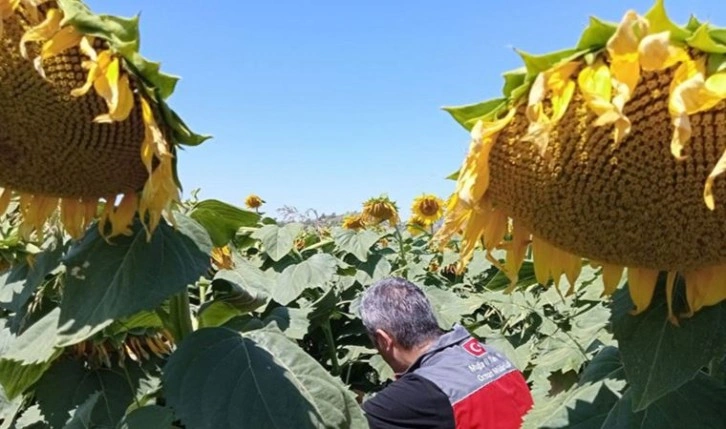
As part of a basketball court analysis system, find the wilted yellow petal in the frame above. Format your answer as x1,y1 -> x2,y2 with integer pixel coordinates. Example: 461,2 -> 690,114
109,192 -> 138,237
19,8 -> 62,59
503,221 -> 531,294
0,188 -> 11,215
638,31 -> 688,71
456,109 -> 516,207
577,59 -> 616,119
532,236 -> 551,286
627,268 -> 659,314
682,266 -> 726,316
40,25 -> 82,59
664,271 -> 678,325
523,61 -> 579,155
600,262 -> 625,296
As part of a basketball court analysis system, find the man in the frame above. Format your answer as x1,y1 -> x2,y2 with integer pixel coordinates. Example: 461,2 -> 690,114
359,277 -> 533,428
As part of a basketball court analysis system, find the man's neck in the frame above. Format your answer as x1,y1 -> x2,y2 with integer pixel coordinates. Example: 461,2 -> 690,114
395,337 -> 438,374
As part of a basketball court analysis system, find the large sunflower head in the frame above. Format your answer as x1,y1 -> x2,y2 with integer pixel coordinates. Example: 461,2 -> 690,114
0,0 -> 207,240
411,193 -> 444,224
435,0 -> 726,322
361,195 -> 400,226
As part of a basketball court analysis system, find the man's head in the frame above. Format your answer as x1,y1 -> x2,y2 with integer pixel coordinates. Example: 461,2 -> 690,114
359,277 -> 443,373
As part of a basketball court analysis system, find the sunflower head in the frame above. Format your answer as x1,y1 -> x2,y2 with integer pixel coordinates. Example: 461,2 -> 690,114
0,0 -> 207,241
244,194 -> 264,209
436,0 -> 726,321
361,196 -> 399,226
406,215 -> 429,236
411,194 -> 444,224
342,213 -> 366,231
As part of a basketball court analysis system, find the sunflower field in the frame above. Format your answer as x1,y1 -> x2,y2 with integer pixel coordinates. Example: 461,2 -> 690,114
2,0 -> 726,428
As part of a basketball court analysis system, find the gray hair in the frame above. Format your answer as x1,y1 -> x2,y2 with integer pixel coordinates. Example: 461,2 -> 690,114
359,277 -> 442,349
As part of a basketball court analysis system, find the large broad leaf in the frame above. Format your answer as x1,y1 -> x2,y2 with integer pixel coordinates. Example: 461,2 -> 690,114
13,404 -> 45,429
368,355 -> 394,382
189,199 -> 260,247
34,359 -> 143,429
422,286 -> 482,329
213,263 -> 272,308
0,384 -> 23,429
57,216 -> 211,345
117,405 -> 174,429
0,239 -> 64,313
64,392 -> 100,429
602,373 -> 726,428
611,284 -> 726,411
252,224 -> 303,262
271,254 -> 338,305
522,346 -> 627,429
0,308 -> 63,399
262,306 -> 310,340
199,266 -> 272,328
163,326 -> 366,429
332,228 -> 379,262
354,254 -> 391,287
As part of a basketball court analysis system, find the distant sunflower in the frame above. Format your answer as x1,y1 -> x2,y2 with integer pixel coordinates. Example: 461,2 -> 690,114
362,196 -> 399,226
411,194 -> 444,224
0,0 -> 207,239
406,215 -> 428,236
435,0 -> 726,322
342,214 -> 365,231
245,194 -> 264,209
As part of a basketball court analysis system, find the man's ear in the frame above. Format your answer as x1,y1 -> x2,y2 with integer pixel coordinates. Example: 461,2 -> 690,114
374,329 -> 395,352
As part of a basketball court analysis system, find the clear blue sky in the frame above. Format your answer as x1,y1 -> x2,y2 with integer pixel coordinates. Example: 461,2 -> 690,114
86,0 -> 724,219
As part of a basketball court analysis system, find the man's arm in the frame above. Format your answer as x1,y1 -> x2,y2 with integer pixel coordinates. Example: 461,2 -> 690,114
362,373 -> 454,429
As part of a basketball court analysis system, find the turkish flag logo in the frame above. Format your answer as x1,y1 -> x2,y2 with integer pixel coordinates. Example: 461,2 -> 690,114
462,338 -> 486,357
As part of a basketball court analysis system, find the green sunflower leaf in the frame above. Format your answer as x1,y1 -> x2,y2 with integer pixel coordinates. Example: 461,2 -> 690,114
686,24 -> 726,54
162,326 -> 366,429
442,98 -> 507,131
644,0 -> 691,43
576,16 -> 617,50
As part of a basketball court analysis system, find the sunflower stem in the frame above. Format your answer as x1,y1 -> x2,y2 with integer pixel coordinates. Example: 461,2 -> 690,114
393,225 -> 408,268
168,291 -> 194,343
322,319 -> 340,376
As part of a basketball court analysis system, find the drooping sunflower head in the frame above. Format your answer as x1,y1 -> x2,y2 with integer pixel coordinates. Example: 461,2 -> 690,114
435,0 -> 726,321
411,194 -> 444,224
406,215 -> 429,236
342,213 -> 366,231
361,195 -> 400,226
245,194 -> 264,209
0,0 -> 207,240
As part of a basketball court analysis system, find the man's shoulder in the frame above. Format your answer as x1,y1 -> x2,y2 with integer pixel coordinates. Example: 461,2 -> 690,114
362,373 -> 454,429
413,339 -> 521,402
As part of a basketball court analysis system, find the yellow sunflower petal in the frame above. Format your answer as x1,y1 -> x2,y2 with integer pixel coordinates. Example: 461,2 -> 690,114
683,265 -> 726,317
665,271 -> 678,325
523,61 -> 579,155
503,221 -> 531,293
18,7 -> 62,59
456,108 -> 516,206
638,31 -> 689,72
600,262 -> 625,296
109,192 -> 138,237
40,25 -> 82,59
627,268 -> 659,315
0,188 -> 12,215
